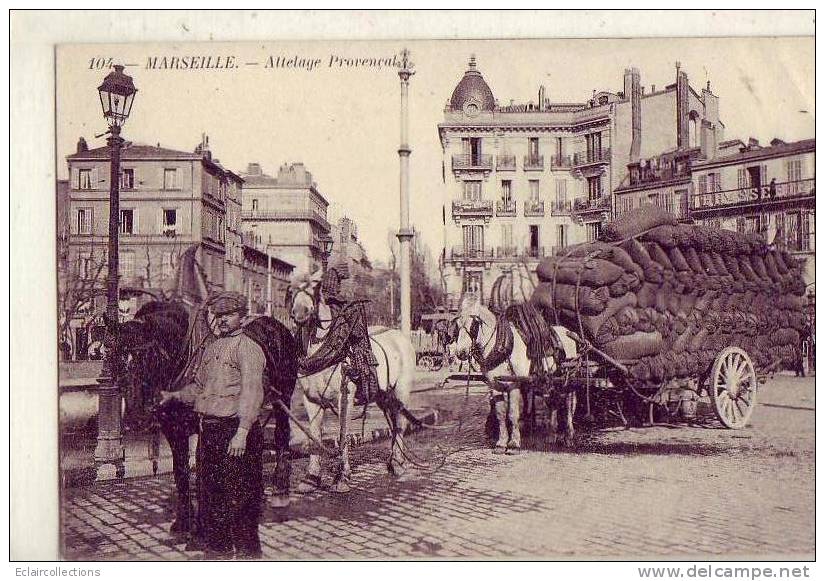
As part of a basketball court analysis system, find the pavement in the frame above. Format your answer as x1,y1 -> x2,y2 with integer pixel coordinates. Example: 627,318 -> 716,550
61,373 -> 814,561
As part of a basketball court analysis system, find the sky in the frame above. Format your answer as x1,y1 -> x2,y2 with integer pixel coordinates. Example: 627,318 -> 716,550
56,37 -> 814,265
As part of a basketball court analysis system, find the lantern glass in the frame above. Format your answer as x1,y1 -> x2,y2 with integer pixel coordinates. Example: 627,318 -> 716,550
97,65 -> 137,128
321,235 -> 334,255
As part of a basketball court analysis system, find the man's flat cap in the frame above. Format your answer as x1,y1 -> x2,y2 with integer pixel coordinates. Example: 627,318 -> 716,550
209,291 -> 248,315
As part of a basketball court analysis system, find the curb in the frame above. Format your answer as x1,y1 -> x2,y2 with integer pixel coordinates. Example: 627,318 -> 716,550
61,408 -> 439,488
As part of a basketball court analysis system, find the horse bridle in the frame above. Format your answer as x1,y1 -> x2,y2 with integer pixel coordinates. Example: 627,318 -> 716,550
290,286 -> 334,330
454,314 -> 496,363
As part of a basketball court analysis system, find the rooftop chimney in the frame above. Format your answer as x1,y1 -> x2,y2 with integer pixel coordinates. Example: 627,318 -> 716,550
676,62 -> 690,150
629,67 -> 642,163
76,137 -> 88,153
246,162 -> 262,175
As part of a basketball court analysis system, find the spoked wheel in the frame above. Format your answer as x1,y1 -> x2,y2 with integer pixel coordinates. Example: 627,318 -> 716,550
709,347 -> 757,429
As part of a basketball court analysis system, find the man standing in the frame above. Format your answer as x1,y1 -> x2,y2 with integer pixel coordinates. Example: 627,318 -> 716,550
161,291 -> 266,559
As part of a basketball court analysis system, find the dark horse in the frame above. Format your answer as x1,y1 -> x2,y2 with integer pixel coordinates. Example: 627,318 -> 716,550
116,299 -> 299,536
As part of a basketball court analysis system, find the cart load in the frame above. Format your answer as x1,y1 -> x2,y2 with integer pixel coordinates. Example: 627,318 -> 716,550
531,208 -> 807,384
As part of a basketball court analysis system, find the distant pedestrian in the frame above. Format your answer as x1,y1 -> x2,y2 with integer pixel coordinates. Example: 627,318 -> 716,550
161,291 -> 266,559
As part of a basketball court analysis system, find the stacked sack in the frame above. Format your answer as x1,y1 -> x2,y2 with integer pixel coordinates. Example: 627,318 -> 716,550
531,207 -> 807,383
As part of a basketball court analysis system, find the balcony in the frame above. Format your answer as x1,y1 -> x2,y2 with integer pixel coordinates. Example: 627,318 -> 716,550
522,246 -> 551,260
524,155 -> 545,171
551,200 -> 573,215
452,153 -> 493,172
691,178 -> 815,213
524,199 -> 545,217
495,199 -> 517,216
452,199 -> 494,220
242,209 -> 330,231
495,246 -> 519,259
551,155 -> 572,169
573,195 -> 611,213
446,245 -> 494,262
573,148 -> 611,167
496,155 -> 516,171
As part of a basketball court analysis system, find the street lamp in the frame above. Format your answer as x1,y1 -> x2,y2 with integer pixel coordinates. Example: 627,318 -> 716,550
320,234 -> 334,274
94,65 -> 137,477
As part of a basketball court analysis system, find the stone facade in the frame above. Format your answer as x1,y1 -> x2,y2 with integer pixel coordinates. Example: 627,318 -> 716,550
240,162 -> 331,276
438,58 -> 723,308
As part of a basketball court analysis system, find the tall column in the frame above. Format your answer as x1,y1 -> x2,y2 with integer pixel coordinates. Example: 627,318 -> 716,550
396,48 -> 415,337
94,126 -> 125,476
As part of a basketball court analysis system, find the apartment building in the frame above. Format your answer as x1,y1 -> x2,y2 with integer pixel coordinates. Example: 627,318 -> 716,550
438,57 -> 721,306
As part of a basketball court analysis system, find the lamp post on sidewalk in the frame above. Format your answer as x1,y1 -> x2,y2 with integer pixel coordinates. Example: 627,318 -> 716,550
320,234 -> 334,275
94,65 -> 137,477
396,48 -> 415,337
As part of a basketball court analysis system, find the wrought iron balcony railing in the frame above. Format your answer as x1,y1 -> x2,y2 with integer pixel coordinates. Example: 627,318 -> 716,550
448,246 -> 494,260
496,155 -> 516,171
691,178 -> 815,211
496,246 -> 519,258
524,155 -> 545,170
573,148 -> 611,167
451,153 -> 493,171
524,199 -> 545,217
573,195 -> 611,212
495,199 -> 517,216
242,209 -> 330,231
551,155 -> 572,169
551,200 -> 572,215
452,199 -> 494,219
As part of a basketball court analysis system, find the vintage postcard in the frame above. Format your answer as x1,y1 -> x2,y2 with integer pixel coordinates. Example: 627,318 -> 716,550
10,10 -> 816,569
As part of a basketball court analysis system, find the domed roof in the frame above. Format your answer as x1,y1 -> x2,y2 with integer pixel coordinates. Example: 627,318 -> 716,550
449,56 -> 496,113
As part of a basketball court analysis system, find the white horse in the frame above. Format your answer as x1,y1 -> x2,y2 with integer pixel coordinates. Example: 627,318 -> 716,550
289,272 -> 417,493
450,295 -> 578,453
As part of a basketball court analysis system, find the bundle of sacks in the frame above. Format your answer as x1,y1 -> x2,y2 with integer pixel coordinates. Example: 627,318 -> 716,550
531,208 -> 807,383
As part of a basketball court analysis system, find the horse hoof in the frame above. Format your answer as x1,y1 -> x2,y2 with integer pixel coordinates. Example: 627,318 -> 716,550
269,493 -> 291,509
492,446 -> 507,455
333,481 -> 352,494
506,446 -> 521,455
562,437 -> 575,448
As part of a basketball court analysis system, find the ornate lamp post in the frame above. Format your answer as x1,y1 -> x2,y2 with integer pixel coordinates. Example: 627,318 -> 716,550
94,65 -> 137,476
320,234 -> 334,274
396,48 -> 415,337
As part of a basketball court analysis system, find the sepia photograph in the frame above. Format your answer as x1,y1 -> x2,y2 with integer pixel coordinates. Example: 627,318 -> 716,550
10,9 -> 816,567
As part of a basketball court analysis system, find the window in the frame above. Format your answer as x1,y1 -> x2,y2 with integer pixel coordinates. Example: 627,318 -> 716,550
586,132 -> 603,157
462,272 -> 483,297
119,209 -> 134,235
163,168 -> 178,190
119,250 -> 135,278
501,180 -> 512,202
120,168 -> 135,189
463,181 -> 482,201
252,199 -> 259,211
76,252 -> 94,279
78,169 -> 93,190
500,224 -> 514,253
555,137 -> 564,158
528,138 -> 540,158
586,222 -> 602,242
617,196 -> 634,217
162,208 -> 177,236
76,208 -> 93,235
161,251 -> 174,279
555,179 -> 567,204
529,180 -> 540,201
556,224 -> 568,249
786,158 -> 803,181
587,176 -> 602,201
462,225 -> 484,252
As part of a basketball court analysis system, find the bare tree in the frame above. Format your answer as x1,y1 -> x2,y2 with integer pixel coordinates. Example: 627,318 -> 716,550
57,248 -> 108,360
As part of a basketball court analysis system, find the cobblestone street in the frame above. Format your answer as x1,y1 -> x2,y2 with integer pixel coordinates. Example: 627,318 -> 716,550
61,374 -> 815,560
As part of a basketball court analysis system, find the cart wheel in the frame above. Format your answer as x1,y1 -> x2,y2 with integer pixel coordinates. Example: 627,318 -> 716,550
430,356 -> 443,371
419,355 -> 432,369
709,347 -> 757,429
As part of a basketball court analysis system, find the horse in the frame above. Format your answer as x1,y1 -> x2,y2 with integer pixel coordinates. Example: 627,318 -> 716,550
116,298 -> 299,536
288,272 -> 417,493
449,295 -> 579,453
